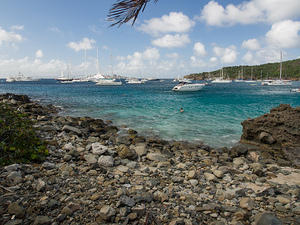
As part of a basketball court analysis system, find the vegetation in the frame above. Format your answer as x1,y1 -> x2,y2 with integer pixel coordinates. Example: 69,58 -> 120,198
108,0 -> 158,26
185,58 -> 300,80
0,103 -> 48,166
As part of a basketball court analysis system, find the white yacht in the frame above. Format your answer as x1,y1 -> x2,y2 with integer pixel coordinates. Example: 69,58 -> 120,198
211,78 -> 232,83
172,82 -> 206,92
96,78 -> 122,86
127,78 -> 143,84
6,72 -> 38,82
262,51 -> 292,86
211,68 -> 232,83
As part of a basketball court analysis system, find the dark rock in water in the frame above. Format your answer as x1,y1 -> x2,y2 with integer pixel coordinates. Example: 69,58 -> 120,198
241,104 -> 300,146
254,212 -> 282,225
1,93 -> 31,103
241,104 -> 300,167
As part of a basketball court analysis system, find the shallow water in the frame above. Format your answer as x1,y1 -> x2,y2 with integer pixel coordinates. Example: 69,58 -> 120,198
1,79 -> 300,148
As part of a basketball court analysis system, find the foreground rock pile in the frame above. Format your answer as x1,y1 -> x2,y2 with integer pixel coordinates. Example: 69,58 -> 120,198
1,94 -> 300,225
241,104 -> 300,168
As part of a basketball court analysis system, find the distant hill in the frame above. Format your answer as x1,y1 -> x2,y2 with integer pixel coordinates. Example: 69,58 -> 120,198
185,58 -> 300,80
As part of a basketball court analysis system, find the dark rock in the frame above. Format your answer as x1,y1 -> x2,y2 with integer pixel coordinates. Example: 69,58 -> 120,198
33,216 -> 51,225
254,212 -> 283,225
241,104 -> 300,167
7,203 -> 25,218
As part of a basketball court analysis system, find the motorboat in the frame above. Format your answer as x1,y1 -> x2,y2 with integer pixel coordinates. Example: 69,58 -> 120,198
291,88 -> 300,93
172,82 -> 206,92
127,78 -> 143,84
96,78 -> 122,86
261,80 -> 292,86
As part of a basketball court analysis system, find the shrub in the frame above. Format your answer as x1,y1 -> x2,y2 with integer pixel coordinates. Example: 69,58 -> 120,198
0,103 -> 48,166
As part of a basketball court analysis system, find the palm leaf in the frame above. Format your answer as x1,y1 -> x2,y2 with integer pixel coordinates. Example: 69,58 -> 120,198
108,0 -> 158,27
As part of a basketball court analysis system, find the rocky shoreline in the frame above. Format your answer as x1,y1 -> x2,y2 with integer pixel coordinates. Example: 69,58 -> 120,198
0,93 -> 299,225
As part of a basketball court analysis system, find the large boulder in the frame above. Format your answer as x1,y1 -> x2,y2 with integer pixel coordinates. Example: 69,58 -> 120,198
241,104 -> 300,167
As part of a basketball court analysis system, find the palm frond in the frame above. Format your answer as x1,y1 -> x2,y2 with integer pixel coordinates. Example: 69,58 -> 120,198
108,0 -> 158,27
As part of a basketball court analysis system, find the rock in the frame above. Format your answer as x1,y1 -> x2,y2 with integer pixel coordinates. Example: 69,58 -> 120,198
154,191 -> 168,202
4,219 -> 23,225
239,197 -> 255,210
62,125 -> 82,135
128,212 -> 137,220
117,145 -> 137,160
132,143 -> 147,156
146,153 -> 167,162
276,195 -> 291,204
91,143 -> 107,155
116,165 -> 129,173
233,157 -> 245,167
42,162 -> 56,170
204,172 -> 216,181
241,104 -> 300,166
259,132 -> 276,144
212,169 -> 224,178
63,143 -> 74,151
61,206 -> 73,216
84,154 -> 97,164
98,205 -> 116,221
188,170 -> 196,179
169,219 -> 185,225
35,179 -> 46,192
119,196 -> 136,207
189,179 -> 198,186
33,216 -> 51,225
98,155 -> 114,167
254,212 -> 283,225
4,164 -> 20,172
7,171 -> 22,184
7,203 -> 25,218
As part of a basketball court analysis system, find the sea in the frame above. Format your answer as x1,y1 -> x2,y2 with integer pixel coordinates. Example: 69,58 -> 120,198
1,79 -> 300,148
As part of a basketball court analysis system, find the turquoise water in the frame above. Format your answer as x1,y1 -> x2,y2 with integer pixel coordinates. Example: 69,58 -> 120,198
1,79 -> 300,148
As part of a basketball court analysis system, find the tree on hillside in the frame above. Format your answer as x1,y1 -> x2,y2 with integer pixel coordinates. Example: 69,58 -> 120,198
108,0 -> 158,27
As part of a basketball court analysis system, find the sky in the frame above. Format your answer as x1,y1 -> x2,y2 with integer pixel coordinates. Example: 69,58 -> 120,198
0,0 -> 300,79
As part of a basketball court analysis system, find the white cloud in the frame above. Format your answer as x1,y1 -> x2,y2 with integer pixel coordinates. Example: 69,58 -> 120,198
166,53 -> 179,59
242,38 -> 260,50
139,12 -> 195,36
0,57 -> 67,77
35,50 -> 43,58
49,27 -> 61,33
0,27 -> 23,46
210,57 -> 218,63
242,51 -> 254,63
266,20 -> 300,48
213,45 -> 237,64
10,25 -> 24,31
193,42 -> 206,56
200,0 -> 300,26
190,56 -> 206,68
67,37 -> 96,52
152,34 -> 190,48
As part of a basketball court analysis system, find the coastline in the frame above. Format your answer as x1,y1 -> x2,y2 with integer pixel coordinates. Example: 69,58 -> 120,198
1,93 -> 300,224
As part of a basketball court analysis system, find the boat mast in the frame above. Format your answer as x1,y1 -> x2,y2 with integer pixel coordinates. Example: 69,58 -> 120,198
85,48 -> 87,77
96,48 -> 100,74
280,51 -> 282,80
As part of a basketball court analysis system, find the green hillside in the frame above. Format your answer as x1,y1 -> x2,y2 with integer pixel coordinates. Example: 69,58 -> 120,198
185,58 -> 300,80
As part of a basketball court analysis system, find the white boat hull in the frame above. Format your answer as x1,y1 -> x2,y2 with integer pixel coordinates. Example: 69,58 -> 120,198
172,83 -> 206,92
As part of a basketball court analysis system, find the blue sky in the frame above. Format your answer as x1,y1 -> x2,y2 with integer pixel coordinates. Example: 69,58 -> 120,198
0,0 -> 300,78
